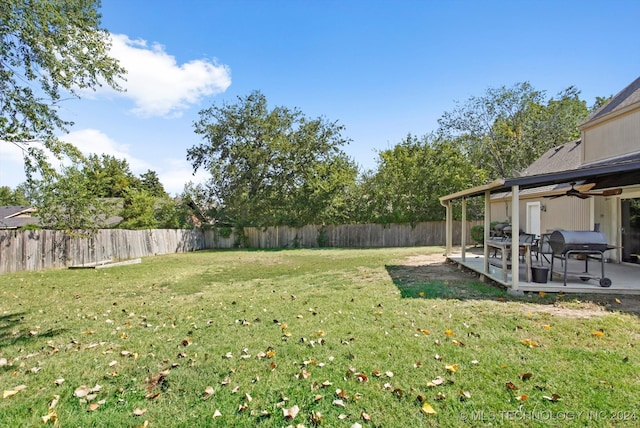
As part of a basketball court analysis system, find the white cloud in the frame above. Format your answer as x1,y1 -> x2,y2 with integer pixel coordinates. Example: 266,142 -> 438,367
102,34 -> 232,117
64,129 -> 152,173
158,158 -> 209,196
0,142 -> 29,188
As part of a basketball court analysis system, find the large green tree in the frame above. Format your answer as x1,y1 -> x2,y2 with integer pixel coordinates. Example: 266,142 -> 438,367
357,134 -> 486,223
0,0 -> 125,177
139,169 -> 168,197
0,185 -> 29,205
187,91 -> 358,227
437,82 -> 590,180
83,154 -> 141,198
31,164 -> 116,232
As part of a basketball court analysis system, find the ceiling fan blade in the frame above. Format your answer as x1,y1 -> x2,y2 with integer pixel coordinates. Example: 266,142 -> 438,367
583,188 -> 623,197
602,188 -> 622,196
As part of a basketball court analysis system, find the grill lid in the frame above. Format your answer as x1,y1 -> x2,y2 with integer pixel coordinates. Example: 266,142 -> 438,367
549,230 -> 609,254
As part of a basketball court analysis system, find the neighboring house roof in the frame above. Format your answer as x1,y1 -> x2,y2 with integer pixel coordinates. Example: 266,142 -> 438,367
0,206 -> 40,229
583,75 -> 640,124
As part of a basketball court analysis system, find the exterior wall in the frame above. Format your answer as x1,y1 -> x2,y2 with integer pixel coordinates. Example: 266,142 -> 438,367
594,194 -> 620,262
582,108 -> 640,164
490,197 -> 591,234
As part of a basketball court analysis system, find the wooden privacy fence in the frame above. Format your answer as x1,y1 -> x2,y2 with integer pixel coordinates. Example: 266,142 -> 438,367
240,221 -> 482,249
0,221 -> 479,273
0,229 -> 205,274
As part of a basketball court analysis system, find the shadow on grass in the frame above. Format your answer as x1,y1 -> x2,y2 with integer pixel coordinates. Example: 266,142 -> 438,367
0,311 -> 67,349
385,264 -> 640,317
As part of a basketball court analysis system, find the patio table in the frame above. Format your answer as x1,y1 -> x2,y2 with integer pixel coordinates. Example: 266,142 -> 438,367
486,239 -> 532,283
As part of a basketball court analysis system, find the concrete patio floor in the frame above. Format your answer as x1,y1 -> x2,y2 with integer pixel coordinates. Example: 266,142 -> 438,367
448,248 -> 640,295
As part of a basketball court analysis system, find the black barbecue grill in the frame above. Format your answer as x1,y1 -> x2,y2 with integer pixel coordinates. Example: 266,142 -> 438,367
548,230 -> 612,287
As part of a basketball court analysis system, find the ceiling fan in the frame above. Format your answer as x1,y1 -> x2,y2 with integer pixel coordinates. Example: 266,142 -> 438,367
546,182 -> 622,199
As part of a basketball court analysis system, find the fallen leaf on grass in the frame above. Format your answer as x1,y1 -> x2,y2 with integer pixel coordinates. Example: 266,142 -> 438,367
444,329 -> 455,337
361,412 -> 371,422
333,399 -> 346,407
427,376 -> 445,387
73,386 -> 91,398
543,393 -> 561,402
310,410 -> 324,425
283,404 -> 299,419
505,381 -> 518,391
445,363 -> 458,373
3,385 -> 27,399
521,339 -> 538,348
421,402 -> 437,415
356,373 -> 368,382
519,372 -> 533,381
417,328 -> 430,335
297,370 -> 311,380
336,388 -> 349,399
146,370 -> 169,392
213,409 -> 222,418
203,386 -> 214,399
41,411 -> 57,424
516,394 -> 528,401
592,331 -> 605,337
87,402 -> 100,412
133,408 -> 147,416
459,390 -> 471,401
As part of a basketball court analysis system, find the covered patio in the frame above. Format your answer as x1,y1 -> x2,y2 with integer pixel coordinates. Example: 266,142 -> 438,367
440,157 -> 640,295
449,248 -> 640,294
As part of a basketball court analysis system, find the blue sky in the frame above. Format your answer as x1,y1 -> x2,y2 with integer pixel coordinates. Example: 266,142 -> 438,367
2,0 -> 639,195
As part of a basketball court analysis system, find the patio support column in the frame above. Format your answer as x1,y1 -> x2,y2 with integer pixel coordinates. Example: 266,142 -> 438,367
445,200 -> 453,256
511,184 -> 520,290
461,198 -> 467,262
484,190 -> 490,274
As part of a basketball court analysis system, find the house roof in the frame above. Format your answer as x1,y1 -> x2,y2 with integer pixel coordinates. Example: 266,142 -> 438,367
490,139 -> 583,200
440,156 -> 640,202
583,75 -> 640,124
520,139 -> 583,177
0,206 -> 40,229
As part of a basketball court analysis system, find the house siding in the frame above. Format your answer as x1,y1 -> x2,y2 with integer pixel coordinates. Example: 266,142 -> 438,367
582,108 -> 640,164
490,197 -> 591,234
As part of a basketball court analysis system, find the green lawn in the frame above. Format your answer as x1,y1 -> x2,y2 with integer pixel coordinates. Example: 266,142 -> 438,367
1,247 -> 639,427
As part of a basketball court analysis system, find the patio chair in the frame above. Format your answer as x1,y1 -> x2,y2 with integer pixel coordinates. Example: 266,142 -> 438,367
518,232 -> 535,262
532,233 -> 553,264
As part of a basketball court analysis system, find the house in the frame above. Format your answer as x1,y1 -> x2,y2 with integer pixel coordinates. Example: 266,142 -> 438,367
439,75 -> 640,290
0,206 -> 40,229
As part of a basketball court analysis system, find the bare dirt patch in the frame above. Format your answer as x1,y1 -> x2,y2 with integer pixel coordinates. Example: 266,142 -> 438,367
398,253 -> 640,317
398,253 -> 481,282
